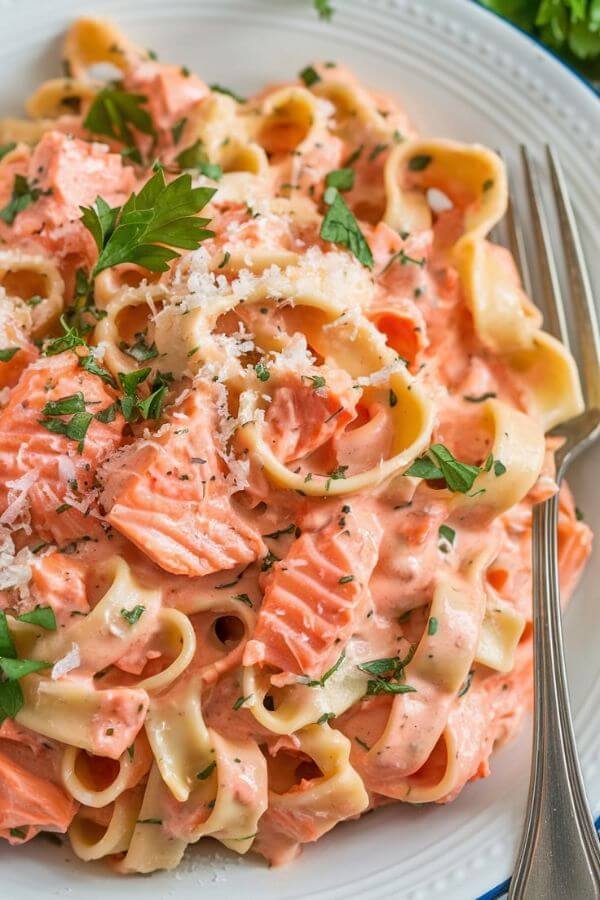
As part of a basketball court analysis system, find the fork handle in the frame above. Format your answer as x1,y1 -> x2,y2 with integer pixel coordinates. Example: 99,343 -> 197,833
509,495 -> 600,899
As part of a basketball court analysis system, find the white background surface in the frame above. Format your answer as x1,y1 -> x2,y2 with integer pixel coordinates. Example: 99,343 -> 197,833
0,2 -> 599,897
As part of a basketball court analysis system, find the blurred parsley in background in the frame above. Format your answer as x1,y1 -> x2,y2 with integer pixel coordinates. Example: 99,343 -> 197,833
478,1 -> 600,80
313,1 -> 600,82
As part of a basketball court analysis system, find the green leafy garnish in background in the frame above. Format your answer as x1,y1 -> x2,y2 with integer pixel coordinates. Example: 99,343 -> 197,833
479,0 -> 600,78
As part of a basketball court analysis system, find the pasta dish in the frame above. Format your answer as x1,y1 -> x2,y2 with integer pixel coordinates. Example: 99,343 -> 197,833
0,18 -> 591,873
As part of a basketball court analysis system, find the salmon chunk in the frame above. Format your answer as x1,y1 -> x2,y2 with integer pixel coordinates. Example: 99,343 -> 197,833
0,721 -> 77,843
264,367 -> 358,463
103,390 -> 265,577
0,131 -> 136,241
244,507 -> 382,678
0,352 -> 125,542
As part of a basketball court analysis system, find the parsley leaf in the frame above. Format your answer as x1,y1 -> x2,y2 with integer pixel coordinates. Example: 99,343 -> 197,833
405,443 -> 482,494
120,605 -> 145,625
0,611 -> 16,658
42,315 -> 87,357
407,154 -> 432,172
0,142 -> 16,161
176,140 -> 223,180
325,168 -> 355,191
300,651 -> 345,688
0,175 -> 50,225
79,354 -> 117,388
18,605 -> 57,631
254,361 -> 270,382
320,189 -> 373,268
0,347 -> 19,362
196,761 -> 216,780
314,0 -> 335,20
299,65 -> 321,87
41,392 -> 86,417
81,168 -> 215,277
83,87 -> 154,147
210,83 -> 246,103
119,334 -> 158,362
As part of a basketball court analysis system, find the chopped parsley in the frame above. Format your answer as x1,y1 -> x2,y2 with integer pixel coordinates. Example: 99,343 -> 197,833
358,647 -> 416,696
494,460 -> 507,477
210,83 -> 246,103
264,523 -> 296,540
254,361 -> 270,382
320,188 -> 373,268
0,610 -> 51,722
338,575 -> 354,585
427,616 -> 438,636
38,393 -> 93,452
83,87 -> 154,148
17,606 -> 56,631
299,651 -> 345,688
0,175 -> 51,225
463,391 -> 497,403
458,670 -> 474,698
438,524 -> 456,548
316,712 -> 336,725
407,154 -> 433,172
233,593 -> 253,607
196,761 -> 217,780
0,347 -> 19,362
176,139 -> 223,179
233,694 -> 253,710
389,389 -> 398,407
171,116 -> 187,145
405,443 -> 482,494
299,65 -> 321,87
120,605 -> 145,625
42,315 -> 87,357
79,354 -> 116,388
325,168 -> 354,192
261,550 -> 280,571
0,142 -> 16,161
119,333 -> 158,362
368,143 -> 388,162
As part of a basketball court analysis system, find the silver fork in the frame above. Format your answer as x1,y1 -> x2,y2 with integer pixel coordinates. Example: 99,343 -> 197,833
501,147 -> 600,899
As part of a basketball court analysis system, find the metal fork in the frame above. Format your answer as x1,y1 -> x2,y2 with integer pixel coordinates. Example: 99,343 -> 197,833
501,147 -> 600,899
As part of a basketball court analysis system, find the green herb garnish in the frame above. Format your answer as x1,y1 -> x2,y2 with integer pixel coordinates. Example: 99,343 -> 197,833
320,189 -> 373,268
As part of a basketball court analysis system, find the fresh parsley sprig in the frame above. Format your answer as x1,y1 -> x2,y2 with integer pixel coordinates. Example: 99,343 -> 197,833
83,86 -> 154,149
80,167 -> 215,277
405,443 -> 483,494
0,610 -> 51,723
320,187 -> 373,268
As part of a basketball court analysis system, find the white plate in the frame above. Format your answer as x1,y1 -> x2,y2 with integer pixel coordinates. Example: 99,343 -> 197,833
1,2 -> 599,898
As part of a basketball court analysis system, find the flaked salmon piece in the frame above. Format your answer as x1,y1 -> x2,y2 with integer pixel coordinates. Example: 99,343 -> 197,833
29,551 -> 88,624
123,61 -> 208,140
0,132 -> 136,271
0,352 -> 125,542
103,389 -> 265,577
264,367 -> 358,464
0,720 -> 77,843
244,507 -> 382,679
1,131 -> 136,236
0,754 -> 78,843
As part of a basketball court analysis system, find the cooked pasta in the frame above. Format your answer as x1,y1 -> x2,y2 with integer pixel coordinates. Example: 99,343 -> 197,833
0,18 -> 591,873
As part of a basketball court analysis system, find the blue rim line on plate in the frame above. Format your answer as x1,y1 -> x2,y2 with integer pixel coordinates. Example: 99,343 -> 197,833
469,0 -> 599,98
476,813 -> 600,898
